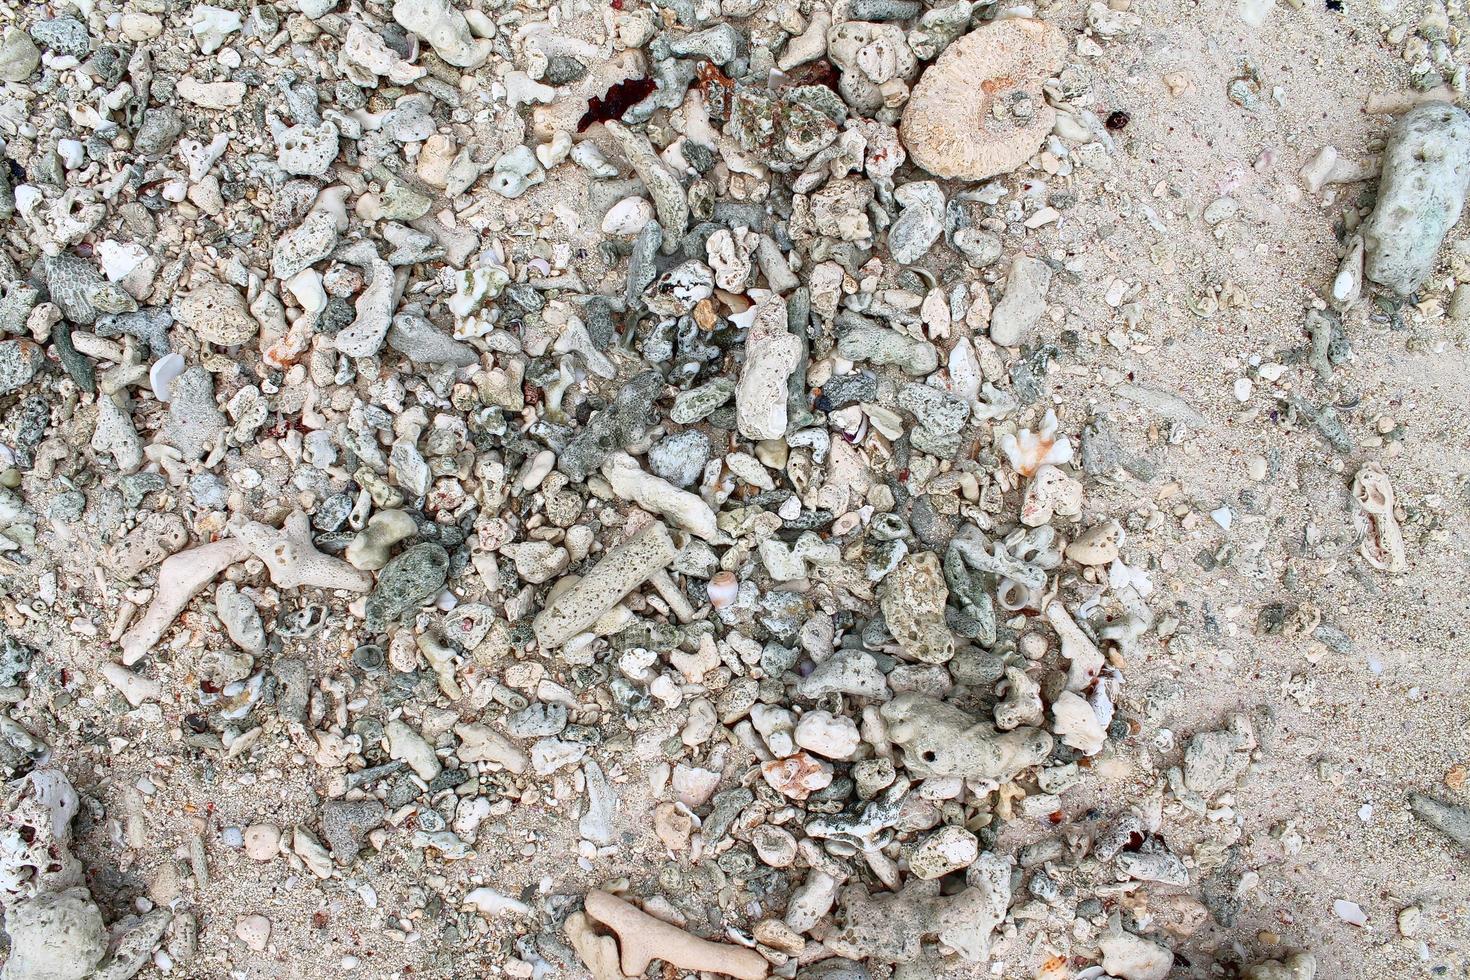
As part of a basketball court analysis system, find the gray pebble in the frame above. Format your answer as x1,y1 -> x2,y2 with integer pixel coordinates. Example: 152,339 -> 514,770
386,312 -> 477,366
820,371 -> 878,409
134,108 -> 185,156
898,382 -> 968,435
271,658 -> 310,724
365,543 -> 450,632
669,24 -> 745,67
648,430 -> 711,488
29,17 -> 90,58
836,319 -> 938,376
95,308 -> 173,357
321,799 -> 386,863
848,0 -> 921,20
544,55 -> 587,85
557,370 -> 662,481
163,368 -> 227,461
51,323 -> 95,393
0,340 -> 43,396
1409,793 -> 1470,848
0,279 -> 39,336
624,222 -> 663,309
1363,102 -> 1470,295
91,908 -> 172,980
796,957 -> 871,980
990,255 -> 1052,347
118,472 -> 167,509
888,181 -> 945,264
505,702 -> 567,738
0,28 -> 40,83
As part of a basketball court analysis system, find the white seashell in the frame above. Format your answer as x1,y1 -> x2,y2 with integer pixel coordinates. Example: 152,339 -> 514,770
149,352 -> 186,402
96,240 -> 148,282
285,268 -> 327,314
707,571 -> 738,610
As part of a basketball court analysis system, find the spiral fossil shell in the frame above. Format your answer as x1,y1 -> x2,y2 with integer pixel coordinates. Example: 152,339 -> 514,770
900,18 -> 1067,181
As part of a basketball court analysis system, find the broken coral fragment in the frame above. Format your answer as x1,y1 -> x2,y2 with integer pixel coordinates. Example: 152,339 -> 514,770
1351,462 -> 1406,573
582,890 -> 769,980
119,538 -> 250,665
532,522 -> 678,649
232,511 -> 373,592
999,409 -> 1073,477
881,693 -> 1053,783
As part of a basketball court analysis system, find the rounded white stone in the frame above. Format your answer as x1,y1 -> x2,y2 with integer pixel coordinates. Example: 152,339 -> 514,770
794,709 -> 861,759
601,196 -> 656,237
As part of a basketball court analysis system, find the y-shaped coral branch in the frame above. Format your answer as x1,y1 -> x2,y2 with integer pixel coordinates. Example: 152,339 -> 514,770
582,890 -> 769,980
232,511 -> 373,592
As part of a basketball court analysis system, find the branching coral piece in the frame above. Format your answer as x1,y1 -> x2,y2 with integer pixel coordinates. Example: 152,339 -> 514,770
999,409 -> 1073,477
565,911 -> 627,980
1044,601 -> 1104,693
232,511 -> 373,592
582,890 -> 769,980
880,693 -> 1052,782
821,856 -> 1012,963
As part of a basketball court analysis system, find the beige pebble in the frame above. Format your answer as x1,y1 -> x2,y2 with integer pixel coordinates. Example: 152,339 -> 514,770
235,913 -> 271,951
243,823 -> 281,861
1066,519 -> 1124,566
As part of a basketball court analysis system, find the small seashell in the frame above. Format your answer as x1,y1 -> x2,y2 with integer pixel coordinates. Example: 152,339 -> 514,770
900,19 -> 1067,180
1333,899 -> 1368,927
707,570 -> 738,609
149,352 -> 187,403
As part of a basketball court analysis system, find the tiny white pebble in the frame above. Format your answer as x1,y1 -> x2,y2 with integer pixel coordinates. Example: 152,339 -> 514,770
1233,377 -> 1253,402
1334,899 -> 1368,927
